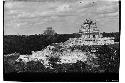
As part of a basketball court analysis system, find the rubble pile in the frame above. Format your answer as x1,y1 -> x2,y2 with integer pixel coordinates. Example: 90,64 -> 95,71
15,40 -> 99,68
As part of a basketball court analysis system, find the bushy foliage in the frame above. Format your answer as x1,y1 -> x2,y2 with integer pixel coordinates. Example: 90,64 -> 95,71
96,44 -> 120,73
3,33 -> 120,73
102,32 -> 120,42
4,43 -> 119,73
4,33 -> 119,54
4,34 -> 80,54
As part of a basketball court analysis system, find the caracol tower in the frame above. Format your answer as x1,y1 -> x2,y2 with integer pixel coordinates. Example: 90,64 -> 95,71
79,19 -> 102,39
77,19 -> 114,45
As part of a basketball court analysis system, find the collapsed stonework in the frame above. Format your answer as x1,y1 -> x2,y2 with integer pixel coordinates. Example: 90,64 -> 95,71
15,44 -> 98,68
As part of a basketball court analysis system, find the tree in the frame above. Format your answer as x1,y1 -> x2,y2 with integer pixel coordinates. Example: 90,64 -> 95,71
43,27 -> 57,35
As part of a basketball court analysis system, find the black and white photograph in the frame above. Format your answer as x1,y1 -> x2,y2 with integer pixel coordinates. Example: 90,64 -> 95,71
3,0 -> 120,82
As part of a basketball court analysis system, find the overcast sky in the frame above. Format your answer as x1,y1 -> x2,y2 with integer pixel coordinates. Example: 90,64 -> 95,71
4,0 -> 119,35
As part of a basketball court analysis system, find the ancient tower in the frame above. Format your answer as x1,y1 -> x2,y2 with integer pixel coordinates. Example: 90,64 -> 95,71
79,19 -> 101,39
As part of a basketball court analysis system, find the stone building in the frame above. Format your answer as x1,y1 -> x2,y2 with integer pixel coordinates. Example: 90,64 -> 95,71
79,19 -> 102,39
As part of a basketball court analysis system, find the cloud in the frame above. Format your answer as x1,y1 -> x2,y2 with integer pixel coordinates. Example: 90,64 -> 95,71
103,0 -> 120,1
5,0 -> 98,19
4,0 -> 119,35
106,11 -> 119,16
56,4 -> 71,12
98,11 -> 119,18
5,2 -> 15,9
97,5 -> 118,13
94,1 -> 119,19
6,0 -> 83,2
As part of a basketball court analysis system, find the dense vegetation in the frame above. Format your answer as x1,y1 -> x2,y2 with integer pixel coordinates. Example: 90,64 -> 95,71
102,32 -> 120,42
4,32 -> 119,55
4,43 -> 119,73
3,32 -> 120,74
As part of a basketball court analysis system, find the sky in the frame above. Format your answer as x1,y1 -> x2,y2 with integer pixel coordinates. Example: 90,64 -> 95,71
4,0 -> 119,35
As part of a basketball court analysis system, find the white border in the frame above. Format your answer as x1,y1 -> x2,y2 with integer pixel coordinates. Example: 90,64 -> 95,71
120,0 -> 125,83
0,0 -> 3,82
0,0 -> 123,83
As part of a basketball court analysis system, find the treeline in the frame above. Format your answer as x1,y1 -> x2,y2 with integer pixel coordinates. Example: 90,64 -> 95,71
102,32 -> 120,42
4,34 -> 81,55
3,32 -> 119,55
